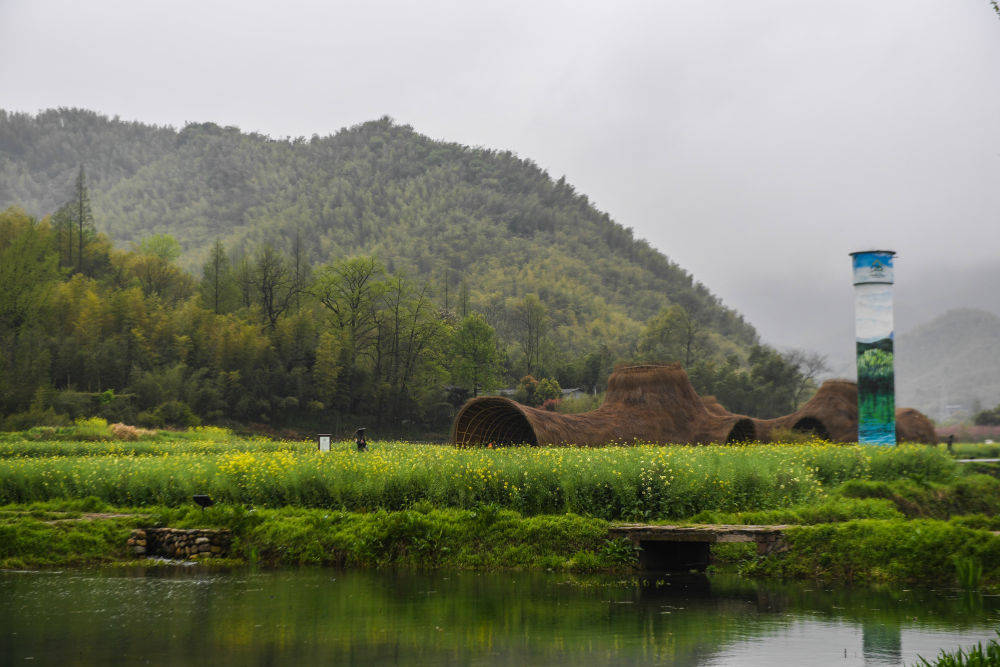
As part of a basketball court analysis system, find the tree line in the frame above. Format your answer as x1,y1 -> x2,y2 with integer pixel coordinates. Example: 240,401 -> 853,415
0,174 -> 825,434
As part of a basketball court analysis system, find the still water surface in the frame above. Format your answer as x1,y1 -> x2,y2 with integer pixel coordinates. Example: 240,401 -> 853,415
2,568 -> 998,665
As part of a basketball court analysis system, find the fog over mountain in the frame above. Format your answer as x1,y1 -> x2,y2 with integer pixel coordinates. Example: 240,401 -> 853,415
896,309 -> 1000,421
2,0 -> 998,371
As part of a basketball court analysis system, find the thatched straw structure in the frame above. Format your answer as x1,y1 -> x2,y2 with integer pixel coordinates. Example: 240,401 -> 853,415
700,395 -> 730,417
452,363 -> 757,447
756,380 -> 859,442
452,363 -> 937,446
894,407 -> 937,444
755,380 -> 936,444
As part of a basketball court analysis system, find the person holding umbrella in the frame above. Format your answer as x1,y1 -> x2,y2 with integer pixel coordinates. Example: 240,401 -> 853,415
355,427 -> 368,452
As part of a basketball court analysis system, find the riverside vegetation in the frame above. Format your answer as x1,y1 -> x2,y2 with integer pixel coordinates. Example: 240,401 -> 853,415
2,420 -> 1000,591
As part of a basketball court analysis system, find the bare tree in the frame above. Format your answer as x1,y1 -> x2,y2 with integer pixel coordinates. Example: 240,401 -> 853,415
252,244 -> 305,329
784,349 -> 831,406
509,293 -> 548,374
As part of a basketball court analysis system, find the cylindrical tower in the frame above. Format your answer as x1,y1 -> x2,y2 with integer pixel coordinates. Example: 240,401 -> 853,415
850,250 -> 896,445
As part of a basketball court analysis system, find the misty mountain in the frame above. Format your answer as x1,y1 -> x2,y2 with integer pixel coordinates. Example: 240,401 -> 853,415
0,107 -> 759,362
896,308 -> 1000,422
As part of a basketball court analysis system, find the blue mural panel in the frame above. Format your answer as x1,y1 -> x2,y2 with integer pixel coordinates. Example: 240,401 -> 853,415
851,250 -> 896,445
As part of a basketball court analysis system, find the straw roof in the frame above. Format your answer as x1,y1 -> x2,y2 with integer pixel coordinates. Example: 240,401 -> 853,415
895,407 -> 937,444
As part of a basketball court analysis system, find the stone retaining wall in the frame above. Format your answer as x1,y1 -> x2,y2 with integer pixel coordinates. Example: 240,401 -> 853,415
128,528 -> 232,559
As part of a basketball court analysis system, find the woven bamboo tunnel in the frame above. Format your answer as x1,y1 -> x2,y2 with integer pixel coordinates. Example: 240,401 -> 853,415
451,363 -> 937,447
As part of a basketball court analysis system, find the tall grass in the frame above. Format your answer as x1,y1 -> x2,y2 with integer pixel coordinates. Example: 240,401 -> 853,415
0,441 -> 955,520
916,632 -> 1000,666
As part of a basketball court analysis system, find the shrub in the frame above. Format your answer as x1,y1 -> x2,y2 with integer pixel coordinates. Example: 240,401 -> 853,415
744,518 -> 1000,586
71,417 -> 111,441
108,423 -> 157,441
153,401 -> 201,428
837,475 -> 1000,519
2,407 -> 71,430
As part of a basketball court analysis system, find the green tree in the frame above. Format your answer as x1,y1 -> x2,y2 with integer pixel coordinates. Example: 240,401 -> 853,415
199,239 -> 238,313
248,244 -> 305,329
639,304 -> 709,367
974,403 -> 1000,426
451,313 -> 502,397
513,375 -> 540,406
69,165 -> 94,273
535,377 -> 562,403
128,236 -> 194,303
139,234 -> 182,262
313,331 -> 343,408
509,293 -> 548,375
0,208 -> 60,411
313,256 -> 387,410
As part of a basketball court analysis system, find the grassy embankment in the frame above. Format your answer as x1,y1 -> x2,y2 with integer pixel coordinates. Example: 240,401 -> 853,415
2,420 -> 1000,586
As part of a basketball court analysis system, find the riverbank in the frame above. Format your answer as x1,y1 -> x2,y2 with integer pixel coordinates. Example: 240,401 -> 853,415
5,490 -> 1000,590
0,501 -> 630,571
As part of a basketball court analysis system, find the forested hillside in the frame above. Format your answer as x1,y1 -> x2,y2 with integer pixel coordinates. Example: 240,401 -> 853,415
0,108 -> 820,433
897,308 -> 1000,421
0,109 -> 756,356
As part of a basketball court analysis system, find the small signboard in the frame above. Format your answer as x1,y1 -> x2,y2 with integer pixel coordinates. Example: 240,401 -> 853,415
317,434 -> 331,452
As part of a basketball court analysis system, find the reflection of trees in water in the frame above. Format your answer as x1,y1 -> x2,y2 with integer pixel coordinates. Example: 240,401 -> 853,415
863,621 -> 901,664
1,570 -> 996,665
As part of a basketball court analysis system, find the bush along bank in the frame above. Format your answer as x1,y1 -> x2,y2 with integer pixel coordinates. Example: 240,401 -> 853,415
7,480 -> 1000,589
713,517 -> 1000,590
0,501 -> 635,572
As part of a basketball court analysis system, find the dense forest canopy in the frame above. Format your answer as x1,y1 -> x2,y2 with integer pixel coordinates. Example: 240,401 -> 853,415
0,108 -> 821,434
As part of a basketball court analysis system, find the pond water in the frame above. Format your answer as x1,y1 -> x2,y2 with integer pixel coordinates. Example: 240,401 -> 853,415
2,568 -> 998,665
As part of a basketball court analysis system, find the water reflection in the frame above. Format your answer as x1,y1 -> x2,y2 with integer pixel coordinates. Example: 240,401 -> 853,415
1,568 -> 997,665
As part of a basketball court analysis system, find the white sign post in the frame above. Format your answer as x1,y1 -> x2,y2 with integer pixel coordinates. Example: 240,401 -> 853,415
317,434 -> 331,452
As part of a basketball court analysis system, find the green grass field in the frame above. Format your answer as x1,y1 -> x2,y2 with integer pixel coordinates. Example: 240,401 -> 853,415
3,419 -> 999,585
0,420 -> 957,519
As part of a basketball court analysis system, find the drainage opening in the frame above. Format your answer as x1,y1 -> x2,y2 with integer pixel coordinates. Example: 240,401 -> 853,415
637,541 -> 711,572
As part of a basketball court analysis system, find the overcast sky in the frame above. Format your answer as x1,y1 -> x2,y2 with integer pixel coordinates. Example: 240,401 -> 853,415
2,0 -> 998,368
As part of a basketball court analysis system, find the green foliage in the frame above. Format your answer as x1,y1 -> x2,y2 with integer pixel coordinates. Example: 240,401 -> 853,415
685,345 -> 808,418
535,378 -> 562,403
555,392 -> 603,414
955,556 -> 983,590
0,501 -> 623,571
837,474 -> 1000,519
638,304 -> 709,367
0,439 -> 956,519
689,496 -> 904,525
0,109 -> 762,401
973,403 -> 1000,426
138,234 -> 181,262
0,506 -> 139,567
0,109 -> 831,431
917,632 -> 1000,666
150,400 -> 201,428
451,314 -> 502,396
743,518 -> 1000,588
